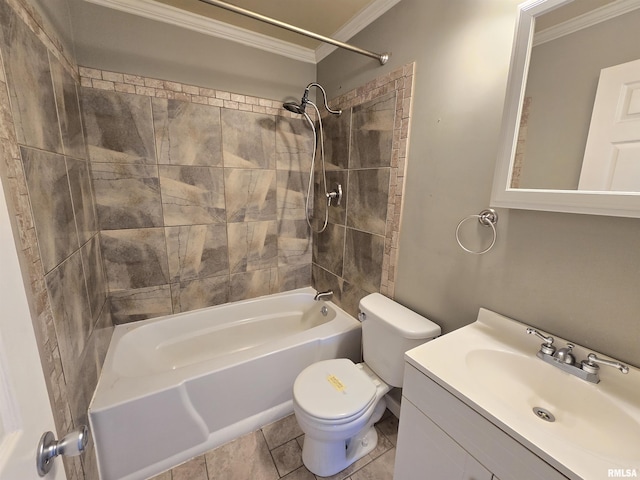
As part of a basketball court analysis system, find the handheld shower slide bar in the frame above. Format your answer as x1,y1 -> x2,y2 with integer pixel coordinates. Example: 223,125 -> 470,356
197,0 -> 390,65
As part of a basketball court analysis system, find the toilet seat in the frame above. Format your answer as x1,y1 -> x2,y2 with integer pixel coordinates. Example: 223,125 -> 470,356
294,359 -> 377,423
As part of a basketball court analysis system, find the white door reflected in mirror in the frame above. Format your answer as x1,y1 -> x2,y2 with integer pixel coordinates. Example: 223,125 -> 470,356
579,58 -> 640,191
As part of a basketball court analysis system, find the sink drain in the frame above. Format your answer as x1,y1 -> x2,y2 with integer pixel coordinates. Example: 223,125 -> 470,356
533,407 -> 555,422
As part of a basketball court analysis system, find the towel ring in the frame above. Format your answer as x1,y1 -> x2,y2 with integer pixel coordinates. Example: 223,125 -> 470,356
455,208 -> 498,255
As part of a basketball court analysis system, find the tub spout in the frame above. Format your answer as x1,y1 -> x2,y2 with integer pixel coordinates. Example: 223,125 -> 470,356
314,290 -> 333,301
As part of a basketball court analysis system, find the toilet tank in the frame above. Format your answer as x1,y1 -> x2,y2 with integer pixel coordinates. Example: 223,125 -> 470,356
359,293 -> 440,387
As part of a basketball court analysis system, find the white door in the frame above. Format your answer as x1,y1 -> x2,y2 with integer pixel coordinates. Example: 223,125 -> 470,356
0,177 -> 66,480
579,58 -> 640,191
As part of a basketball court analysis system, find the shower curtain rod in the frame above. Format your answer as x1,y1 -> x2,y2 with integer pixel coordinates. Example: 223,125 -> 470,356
197,0 -> 390,65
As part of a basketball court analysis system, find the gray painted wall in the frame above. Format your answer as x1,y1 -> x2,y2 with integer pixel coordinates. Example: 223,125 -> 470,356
66,0 -> 315,101
318,0 -> 640,367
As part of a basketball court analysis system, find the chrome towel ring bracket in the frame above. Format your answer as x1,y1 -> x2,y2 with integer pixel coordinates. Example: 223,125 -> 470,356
455,208 -> 498,255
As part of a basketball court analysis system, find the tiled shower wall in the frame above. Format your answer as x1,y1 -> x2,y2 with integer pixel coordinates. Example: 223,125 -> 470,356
312,64 -> 414,317
0,1 -> 412,478
0,0 -> 110,478
79,70 -> 314,323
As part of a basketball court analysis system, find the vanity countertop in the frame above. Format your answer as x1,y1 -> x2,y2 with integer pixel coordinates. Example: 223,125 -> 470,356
404,308 -> 640,480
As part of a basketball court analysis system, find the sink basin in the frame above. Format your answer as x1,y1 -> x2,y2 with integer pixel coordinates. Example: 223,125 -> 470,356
465,349 -> 640,460
406,308 -> 640,479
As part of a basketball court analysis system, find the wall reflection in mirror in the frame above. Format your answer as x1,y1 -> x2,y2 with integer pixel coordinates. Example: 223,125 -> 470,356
511,1 -> 640,192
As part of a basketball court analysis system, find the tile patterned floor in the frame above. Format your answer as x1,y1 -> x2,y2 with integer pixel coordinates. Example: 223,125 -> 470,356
150,410 -> 399,480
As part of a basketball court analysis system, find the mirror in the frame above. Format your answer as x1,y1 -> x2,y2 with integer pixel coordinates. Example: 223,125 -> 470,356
491,0 -> 640,217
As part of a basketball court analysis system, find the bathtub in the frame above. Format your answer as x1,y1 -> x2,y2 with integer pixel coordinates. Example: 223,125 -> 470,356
89,287 -> 361,480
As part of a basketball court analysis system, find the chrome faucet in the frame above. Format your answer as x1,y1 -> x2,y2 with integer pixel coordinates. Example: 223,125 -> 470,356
526,327 -> 628,384
314,290 -> 333,301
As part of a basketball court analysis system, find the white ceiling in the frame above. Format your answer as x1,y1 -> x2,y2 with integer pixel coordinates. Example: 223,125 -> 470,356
83,0 -> 401,63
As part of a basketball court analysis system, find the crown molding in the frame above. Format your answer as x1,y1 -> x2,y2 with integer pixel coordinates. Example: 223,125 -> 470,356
84,0 -> 401,65
83,0 -> 316,63
315,0 -> 402,63
534,0 -> 640,46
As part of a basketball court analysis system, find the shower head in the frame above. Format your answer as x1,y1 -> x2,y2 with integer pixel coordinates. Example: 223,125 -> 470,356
283,87 -> 310,115
283,101 -> 306,115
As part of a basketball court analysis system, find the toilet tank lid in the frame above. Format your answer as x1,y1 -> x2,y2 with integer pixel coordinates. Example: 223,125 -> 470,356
359,293 -> 441,339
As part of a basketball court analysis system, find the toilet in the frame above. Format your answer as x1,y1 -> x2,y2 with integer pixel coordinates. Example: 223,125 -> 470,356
293,293 -> 441,477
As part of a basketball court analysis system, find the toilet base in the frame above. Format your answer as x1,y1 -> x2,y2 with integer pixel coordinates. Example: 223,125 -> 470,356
301,399 -> 387,477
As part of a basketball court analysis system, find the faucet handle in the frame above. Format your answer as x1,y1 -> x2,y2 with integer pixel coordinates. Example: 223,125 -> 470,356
526,328 -> 555,354
582,353 -> 629,374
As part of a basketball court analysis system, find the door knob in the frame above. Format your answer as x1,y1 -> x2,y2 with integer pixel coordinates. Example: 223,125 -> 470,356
36,425 -> 88,476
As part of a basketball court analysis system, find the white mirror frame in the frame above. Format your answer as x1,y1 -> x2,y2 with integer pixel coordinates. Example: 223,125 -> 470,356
491,0 -> 640,218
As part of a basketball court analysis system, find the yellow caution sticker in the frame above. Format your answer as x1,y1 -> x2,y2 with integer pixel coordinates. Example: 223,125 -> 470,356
326,374 -> 346,392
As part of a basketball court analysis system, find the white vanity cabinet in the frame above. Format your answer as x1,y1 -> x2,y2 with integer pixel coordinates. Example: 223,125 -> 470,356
395,398 -> 492,480
395,364 -> 569,480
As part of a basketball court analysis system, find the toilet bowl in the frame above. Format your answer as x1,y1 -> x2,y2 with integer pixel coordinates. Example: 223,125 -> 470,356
293,293 -> 440,477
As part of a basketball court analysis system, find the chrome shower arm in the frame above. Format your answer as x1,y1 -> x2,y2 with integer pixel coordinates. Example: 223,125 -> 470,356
305,83 -> 341,116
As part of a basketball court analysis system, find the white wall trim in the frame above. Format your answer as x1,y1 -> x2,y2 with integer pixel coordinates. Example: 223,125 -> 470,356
315,0 -> 402,63
83,0 -> 401,65
534,0 -> 640,46
83,0 -> 316,63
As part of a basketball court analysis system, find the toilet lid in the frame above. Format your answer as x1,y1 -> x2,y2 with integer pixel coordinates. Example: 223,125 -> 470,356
294,359 -> 377,421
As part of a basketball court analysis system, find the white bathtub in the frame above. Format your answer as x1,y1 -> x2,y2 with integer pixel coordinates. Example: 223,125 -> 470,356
89,287 -> 362,480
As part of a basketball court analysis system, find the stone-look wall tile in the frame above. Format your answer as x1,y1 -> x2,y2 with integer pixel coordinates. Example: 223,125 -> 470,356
45,251 -> 92,388
313,223 -> 344,277
0,4 -> 121,480
166,224 -> 229,282
276,116 -> 313,172
66,331 -> 99,428
110,285 -> 172,324
225,168 -> 276,222
322,109 -> 351,170
66,158 -> 98,244
92,162 -> 162,229
229,268 -> 277,303
22,147 -> 79,273
222,109 -> 276,169
228,220 -> 278,273
0,88 -> 20,158
343,229 -> 384,294
81,88 -> 156,164
0,2 -> 62,153
277,264 -> 311,293
159,165 -> 226,225
314,168 -> 347,226
347,168 -> 390,235
101,228 -> 169,291
153,98 -> 223,166
278,219 -> 311,267
80,235 -> 107,321
277,169 -> 308,221
311,264 -> 343,304
171,274 -> 229,313
88,299 -> 113,376
50,54 -> 85,159
313,65 -> 413,301
339,280 -> 371,319
350,91 -> 396,169
311,264 -> 367,319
